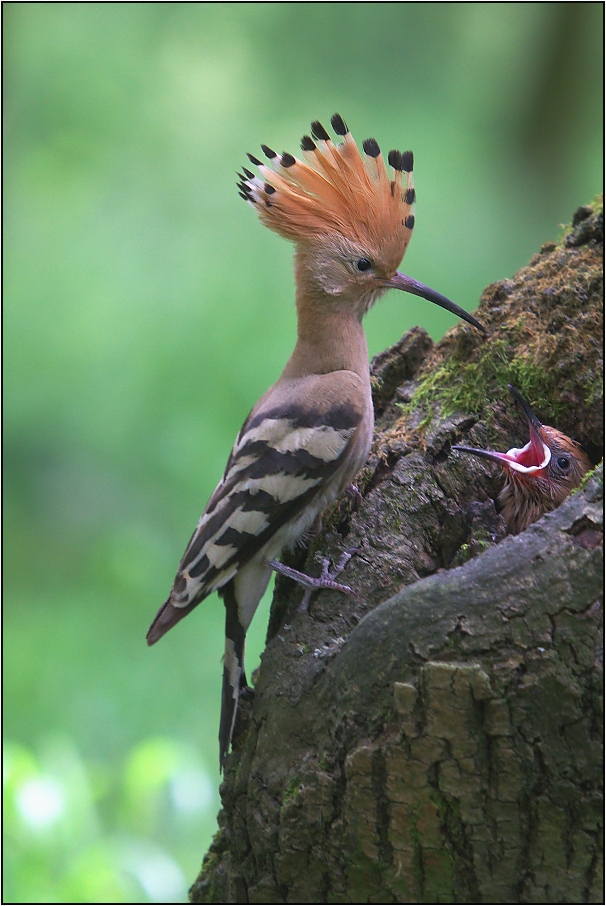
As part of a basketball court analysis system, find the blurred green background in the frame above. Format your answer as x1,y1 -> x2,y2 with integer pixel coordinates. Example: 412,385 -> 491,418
4,3 -> 602,902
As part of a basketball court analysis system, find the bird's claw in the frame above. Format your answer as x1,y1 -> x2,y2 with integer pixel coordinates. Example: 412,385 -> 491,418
268,548 -> 360,613
345,483 -> 363,505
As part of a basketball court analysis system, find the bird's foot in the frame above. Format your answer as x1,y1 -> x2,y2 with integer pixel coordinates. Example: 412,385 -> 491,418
345,483 -> 363,504
268,548 -> 359,613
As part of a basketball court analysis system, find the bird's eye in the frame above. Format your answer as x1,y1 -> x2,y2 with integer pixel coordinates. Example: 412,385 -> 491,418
356,257 -> 373,272
556,456 -> 570,470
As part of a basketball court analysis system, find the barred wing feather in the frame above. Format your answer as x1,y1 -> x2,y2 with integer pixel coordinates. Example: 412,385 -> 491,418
146,372 -> 366,644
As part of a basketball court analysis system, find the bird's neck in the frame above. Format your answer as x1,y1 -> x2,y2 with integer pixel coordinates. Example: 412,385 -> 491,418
283,296 -> 369,380
281,287 -> 370,381
499,476 -> 551,535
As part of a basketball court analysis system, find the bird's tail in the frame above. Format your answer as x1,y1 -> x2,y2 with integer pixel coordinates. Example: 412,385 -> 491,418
219,581 -> 247,770
146,595 -> 199,646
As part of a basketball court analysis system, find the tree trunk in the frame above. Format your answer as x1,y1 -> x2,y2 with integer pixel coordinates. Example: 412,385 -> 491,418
191,201 -> 604,905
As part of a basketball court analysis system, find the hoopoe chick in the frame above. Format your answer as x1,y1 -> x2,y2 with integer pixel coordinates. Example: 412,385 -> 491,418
147,113 -> 485,769
453,384 -> 591,534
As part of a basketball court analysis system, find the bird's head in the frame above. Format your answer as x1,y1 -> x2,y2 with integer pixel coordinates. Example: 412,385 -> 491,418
239,114 -> 483,331
453,384 -> 591,532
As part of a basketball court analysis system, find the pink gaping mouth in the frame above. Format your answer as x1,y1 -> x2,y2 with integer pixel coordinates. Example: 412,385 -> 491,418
452,386 -> 554,477
453,423 -> 551,476
497,421 -> 551,474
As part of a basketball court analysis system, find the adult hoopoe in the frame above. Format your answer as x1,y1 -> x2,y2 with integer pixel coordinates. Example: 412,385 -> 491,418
147,114 -> 485,768
453,384 -> 591,534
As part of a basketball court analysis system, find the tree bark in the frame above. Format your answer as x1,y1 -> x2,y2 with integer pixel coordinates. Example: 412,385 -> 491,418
191,201 -> 604,905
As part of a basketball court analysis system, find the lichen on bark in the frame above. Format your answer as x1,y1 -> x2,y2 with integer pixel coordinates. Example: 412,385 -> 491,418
191,200 -> 603,905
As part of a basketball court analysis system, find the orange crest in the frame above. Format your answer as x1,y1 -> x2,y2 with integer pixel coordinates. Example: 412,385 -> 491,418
238,114 -> 415,265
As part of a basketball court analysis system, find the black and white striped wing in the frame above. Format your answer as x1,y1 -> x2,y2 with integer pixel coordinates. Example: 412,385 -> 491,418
146,372 -> 367,644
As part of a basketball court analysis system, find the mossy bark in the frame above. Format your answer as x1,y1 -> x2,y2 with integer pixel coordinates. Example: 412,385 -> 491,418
191,201 -> 604,905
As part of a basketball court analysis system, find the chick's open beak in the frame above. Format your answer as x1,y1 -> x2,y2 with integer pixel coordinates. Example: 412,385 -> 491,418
453,385 -> 552,476
386,271 -> 486,333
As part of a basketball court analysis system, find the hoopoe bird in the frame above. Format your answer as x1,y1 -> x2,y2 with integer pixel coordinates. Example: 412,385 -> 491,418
147,114 -> 485,768
453,384 -> 591,534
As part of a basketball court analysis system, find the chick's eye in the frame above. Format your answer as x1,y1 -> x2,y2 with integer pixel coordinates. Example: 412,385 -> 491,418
356,257 -> 373,272
556,456 -> 570,470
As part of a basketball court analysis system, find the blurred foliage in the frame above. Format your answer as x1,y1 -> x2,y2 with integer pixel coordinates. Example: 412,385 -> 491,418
3,3 -> 602,902
3,736 -> 210,902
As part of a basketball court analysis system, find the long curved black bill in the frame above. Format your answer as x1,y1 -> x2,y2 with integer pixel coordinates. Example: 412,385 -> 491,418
387,271 -> 486,333
452,444 -> 510,465
507,384 -> 543,430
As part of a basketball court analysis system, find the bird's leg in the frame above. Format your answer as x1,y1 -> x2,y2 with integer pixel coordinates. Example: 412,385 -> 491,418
268,548 -> 359,613
344,483 -> 363,504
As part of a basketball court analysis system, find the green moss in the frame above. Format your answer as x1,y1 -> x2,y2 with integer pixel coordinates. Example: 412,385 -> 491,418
398,339 -> 558,430
584,373 -> 604,407
318,751 -> 331,771
570,461 -> 603,496
454,538 -> 490,566
556,193 -> 603,245
283,776 -> 302,803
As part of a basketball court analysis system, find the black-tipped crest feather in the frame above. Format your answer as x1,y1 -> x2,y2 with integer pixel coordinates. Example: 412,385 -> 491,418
401,151 -> 414,172
311,120 -> 330,142
331,113 -> 348,135
388,149 -> 403,170
363,138 -> 381,158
